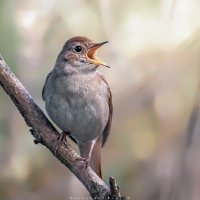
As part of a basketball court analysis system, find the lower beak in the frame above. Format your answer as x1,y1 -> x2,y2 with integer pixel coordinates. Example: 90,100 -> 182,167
86,41 -> 110,68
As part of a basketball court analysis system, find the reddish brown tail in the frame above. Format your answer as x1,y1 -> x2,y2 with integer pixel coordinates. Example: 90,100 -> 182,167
79,137 -> 102,179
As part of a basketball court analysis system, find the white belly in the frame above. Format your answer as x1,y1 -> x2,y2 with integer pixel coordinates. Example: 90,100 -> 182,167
46,88 -> 109,142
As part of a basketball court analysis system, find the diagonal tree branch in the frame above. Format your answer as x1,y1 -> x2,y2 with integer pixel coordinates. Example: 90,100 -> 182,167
0,55 -> 126,199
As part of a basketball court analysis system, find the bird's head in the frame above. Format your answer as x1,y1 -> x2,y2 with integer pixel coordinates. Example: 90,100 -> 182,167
56,36 -> 109,74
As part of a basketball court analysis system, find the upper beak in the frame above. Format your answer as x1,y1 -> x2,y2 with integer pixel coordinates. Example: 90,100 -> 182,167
86,41 -> 110,68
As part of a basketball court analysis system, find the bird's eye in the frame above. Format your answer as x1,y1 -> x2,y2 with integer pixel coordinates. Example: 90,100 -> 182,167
74,45 -> 82,53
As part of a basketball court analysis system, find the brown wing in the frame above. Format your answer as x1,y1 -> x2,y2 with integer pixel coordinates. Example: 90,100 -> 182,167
98,73 -> 113,147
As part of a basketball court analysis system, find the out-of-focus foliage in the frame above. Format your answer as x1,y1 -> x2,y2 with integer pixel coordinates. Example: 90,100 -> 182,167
1,0 -> 200,199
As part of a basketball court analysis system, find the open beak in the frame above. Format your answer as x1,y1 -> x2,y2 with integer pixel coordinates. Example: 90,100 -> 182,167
86,41 -> 110,68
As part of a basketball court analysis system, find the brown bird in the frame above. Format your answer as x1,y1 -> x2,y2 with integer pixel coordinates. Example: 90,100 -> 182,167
42,36 -> 112,178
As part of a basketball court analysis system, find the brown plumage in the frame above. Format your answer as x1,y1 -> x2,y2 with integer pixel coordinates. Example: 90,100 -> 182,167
42,36 -> 112,178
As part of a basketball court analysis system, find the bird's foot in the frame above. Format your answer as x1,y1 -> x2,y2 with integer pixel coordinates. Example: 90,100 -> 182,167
54,131 -> 69,155
76,157 -> 90,168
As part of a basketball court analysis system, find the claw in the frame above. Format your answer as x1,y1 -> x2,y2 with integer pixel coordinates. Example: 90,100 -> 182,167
82,158 -> 90,168
54,131 -> 69,155
77,157 -> 91,168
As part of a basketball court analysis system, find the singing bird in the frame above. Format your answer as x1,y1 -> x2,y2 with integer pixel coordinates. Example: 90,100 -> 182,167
42,36 -> 112,178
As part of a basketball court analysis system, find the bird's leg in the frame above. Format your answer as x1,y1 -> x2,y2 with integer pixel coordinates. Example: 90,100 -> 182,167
77,140 -> 96,167
54,131 -> 70,155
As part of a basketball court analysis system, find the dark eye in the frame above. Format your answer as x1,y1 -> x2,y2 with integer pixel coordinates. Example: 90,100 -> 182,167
74,45 -> 82,53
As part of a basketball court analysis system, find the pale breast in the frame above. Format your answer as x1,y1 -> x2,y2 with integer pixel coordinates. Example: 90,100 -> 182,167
45,72 -> 109,142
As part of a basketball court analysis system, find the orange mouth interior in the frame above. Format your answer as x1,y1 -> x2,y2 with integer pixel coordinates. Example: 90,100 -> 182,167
86,42 -> 109,67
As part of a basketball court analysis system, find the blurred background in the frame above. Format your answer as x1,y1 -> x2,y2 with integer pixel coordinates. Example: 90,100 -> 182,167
1,0 -> 200,199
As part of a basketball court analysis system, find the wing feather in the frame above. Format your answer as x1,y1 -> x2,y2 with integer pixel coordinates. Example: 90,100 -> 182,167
98,73 -> 113,147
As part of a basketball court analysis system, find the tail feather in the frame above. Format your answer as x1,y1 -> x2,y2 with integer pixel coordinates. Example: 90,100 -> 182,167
78,137 -> 102,179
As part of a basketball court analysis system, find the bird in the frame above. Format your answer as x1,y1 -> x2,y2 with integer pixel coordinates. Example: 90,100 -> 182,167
42,36 -> 113,178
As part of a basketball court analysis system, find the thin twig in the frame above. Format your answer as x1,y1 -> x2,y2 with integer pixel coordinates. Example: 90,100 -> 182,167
109,177 -> 126,200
